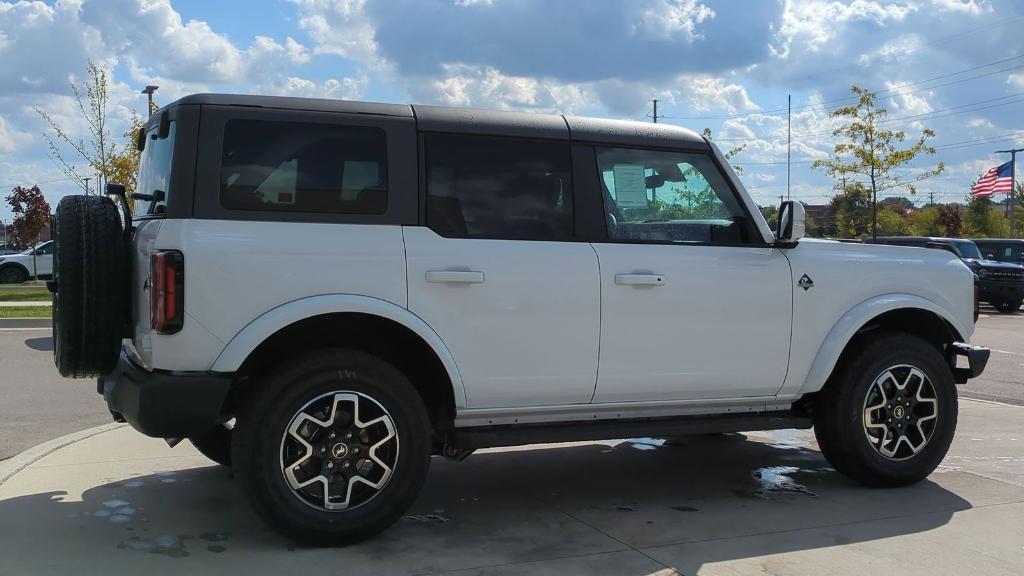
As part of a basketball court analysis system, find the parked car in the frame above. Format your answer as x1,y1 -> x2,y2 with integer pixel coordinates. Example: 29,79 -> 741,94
0,240 -> 53,283
972,238 -> 1024,266
867,236 -> 1024,313
51,94 -> 989,545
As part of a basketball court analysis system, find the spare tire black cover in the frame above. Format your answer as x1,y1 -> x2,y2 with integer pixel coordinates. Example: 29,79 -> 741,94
53,195 -> 127,377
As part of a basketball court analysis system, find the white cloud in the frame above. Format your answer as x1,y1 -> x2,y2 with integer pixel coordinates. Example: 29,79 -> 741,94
681,76 -> 759,114
857,34 -> 922,67
635,0 -> 715,40
1010,73 -> 1024,89
930,0 -> 992,15
411,65 -> 593,112
0,114 -> 32,153
260,74 -> 369,101
772,0 -> 917,58
289,0 -> 380,65
885,80 -> 933,116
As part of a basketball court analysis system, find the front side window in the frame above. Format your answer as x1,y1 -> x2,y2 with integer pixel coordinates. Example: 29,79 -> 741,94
136,121 -> 175,216
597,147 -> 753,244
425,134 -> 573,241
220,120 -> 387,215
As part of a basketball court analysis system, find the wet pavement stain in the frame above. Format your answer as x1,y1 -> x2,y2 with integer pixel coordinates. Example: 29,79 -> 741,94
117,535 -> 192,558
671,505 -> 699,512
199,531 -> 231,543
750,466 -> 818,498
402,514 -> 450,523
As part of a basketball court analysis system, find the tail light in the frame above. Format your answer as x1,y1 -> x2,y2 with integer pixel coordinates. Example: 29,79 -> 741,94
151,250 -> 184,334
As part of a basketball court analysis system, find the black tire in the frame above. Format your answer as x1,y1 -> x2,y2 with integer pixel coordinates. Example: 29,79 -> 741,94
232,349 -> 432,546
994,300 -> 1021,314
189,422 -> 234,467
814,332 -> 957,487
52,195 -> 127,378
0,265 -> 28,284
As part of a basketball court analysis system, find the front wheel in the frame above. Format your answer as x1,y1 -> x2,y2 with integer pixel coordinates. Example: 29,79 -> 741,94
232,350 -> 431,545
994,300 -> 1021,314
0,266 -> 28,284
814,333 -> 957,487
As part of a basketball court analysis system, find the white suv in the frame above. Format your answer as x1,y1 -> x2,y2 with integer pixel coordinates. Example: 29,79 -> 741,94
0,240 -> 53,283
51,94 -> 990,545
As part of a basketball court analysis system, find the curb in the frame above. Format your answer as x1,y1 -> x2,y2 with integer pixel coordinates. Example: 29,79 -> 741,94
0,423 -> 126,486
0,318 -> 52,329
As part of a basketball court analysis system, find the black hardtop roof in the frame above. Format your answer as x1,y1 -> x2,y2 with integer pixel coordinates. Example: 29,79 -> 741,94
168,93 -> 708,147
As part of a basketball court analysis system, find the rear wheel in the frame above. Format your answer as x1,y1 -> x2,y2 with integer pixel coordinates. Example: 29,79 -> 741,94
0,266 -> 28,284
814,333 -> 957,487
232,349 -> 431,545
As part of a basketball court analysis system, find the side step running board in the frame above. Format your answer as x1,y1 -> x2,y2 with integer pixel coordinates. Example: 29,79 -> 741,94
448,411 -> 811,450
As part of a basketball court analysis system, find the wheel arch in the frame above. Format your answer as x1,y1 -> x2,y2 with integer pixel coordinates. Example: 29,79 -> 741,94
212,295 -> 466,421
0,261 -> 30,281
799,294 -> 966,396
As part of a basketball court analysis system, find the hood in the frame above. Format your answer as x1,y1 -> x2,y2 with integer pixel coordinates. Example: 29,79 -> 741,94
962,258 -> 1024,271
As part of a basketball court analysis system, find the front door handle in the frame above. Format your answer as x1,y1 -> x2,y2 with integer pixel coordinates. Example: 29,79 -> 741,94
615,273 -> 665,286
426,270 -> 485,284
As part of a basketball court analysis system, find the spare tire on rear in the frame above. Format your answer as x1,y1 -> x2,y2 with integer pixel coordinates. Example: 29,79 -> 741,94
53,195 -> 128,378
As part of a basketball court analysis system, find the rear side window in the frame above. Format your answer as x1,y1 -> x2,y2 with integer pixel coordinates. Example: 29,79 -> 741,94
424,134 -> 573,241
220,120 -> 387,214
137,121 -> 175,216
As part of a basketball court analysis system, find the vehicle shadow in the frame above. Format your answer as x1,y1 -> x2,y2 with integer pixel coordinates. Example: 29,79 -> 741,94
23,336 -> 53,351
0,432 -> 977,575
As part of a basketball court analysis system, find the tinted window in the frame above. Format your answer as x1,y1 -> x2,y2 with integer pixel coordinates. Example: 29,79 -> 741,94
597,147 -> 752,244
137,121 -> 175,216
951,240 -> 981,259
220,120 -> 387,214
425,135 -> 573,241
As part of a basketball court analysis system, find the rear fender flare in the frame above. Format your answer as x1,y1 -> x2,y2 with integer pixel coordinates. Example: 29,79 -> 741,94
210,294 -> 467,408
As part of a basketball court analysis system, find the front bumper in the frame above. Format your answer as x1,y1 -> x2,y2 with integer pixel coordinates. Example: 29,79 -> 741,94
99,350 -> 232,438
978,281 -> 1024,303
949,342 -> 990,384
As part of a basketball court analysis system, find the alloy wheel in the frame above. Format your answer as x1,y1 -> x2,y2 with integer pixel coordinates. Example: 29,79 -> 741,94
279,391 -> 399,511
862,365 -> 939,460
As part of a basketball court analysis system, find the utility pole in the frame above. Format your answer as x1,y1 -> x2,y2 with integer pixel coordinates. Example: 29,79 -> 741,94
142,85 -> 159,117
787,94 -> 791,201
83,177 -> 91,195
995,148 -> 1023,239
651,99 -> 658,124
929,192 -> 935,206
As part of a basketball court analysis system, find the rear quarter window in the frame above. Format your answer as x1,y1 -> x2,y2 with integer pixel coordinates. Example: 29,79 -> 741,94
219,120 -> 388,215
136,121 -> 176,216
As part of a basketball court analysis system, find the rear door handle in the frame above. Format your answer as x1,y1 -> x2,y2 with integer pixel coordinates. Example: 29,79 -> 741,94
615,273 -> 665,286
426,270 -> 485,284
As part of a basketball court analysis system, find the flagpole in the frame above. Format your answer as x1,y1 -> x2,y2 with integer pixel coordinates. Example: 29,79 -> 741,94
996,148 -> 1023,239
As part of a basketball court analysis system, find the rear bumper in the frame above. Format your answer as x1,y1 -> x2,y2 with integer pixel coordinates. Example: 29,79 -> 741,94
99,350 -> 232,438
949,342 -> 990,384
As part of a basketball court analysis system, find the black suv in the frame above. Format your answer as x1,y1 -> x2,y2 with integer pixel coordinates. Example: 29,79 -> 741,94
868,236 -> 1024,313
972,238 -> 1024,266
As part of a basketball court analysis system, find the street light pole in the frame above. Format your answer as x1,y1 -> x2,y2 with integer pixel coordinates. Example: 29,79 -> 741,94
995,148 -> 1023,239
141,85 -> 159,117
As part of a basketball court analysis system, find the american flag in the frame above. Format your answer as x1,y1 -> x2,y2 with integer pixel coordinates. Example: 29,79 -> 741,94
971,161 -> 1014,198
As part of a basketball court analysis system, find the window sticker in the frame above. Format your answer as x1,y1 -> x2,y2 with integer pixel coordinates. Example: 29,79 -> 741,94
612,164 -> 649,208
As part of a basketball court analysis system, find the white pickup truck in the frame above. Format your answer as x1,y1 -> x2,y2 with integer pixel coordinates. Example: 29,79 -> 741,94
0,240 -> 53,283
50,94 -> 989,545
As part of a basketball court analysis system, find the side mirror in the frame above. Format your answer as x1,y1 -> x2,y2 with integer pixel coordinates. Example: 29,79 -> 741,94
136,127 -> 146,152
776,200 -> 805,244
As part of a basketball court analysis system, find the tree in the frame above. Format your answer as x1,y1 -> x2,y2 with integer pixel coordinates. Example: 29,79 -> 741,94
702,128 -> 746,175
937,205 -> 962,238
812,85 -> 944,238
876,206 -> 909,236
6,186 -> 51,278
908,206 -> 942,236
35,60 -> 146,199
963,194 -> 1008,237
829,181 -> 873,238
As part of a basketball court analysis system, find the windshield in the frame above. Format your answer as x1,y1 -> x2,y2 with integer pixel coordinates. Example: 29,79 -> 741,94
952,240 -> 982,259
136,120 -> 176,216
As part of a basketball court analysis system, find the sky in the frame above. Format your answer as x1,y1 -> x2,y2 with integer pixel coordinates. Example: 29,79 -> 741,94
1,0 -> 1023,223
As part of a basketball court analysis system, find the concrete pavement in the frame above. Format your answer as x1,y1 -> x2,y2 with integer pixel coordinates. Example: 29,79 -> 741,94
0,398 -> 1021,575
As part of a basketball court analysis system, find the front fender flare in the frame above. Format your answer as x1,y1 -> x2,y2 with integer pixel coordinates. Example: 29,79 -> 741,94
210,294 -> 467,408
799,293 -> 968,395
